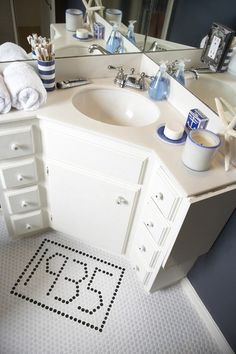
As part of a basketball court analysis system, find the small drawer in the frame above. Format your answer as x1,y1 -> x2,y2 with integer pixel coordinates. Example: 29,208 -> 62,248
150,169 -> 180,220
0,126 -> 34,160
133,222 -> 161,268
4,185 -> 41,214
11,209 -> 43,236
129,246 -> 151,285
0,158 -> 38,189
142,199 -> 169,247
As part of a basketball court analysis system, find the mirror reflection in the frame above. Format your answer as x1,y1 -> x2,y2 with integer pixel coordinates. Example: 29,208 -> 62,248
145,0 -> 236,52
0,0 -> 151,61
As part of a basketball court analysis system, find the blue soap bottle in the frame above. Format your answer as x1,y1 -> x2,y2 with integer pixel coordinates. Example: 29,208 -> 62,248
148,63 -> 170,101
126,20 -> 136,45
173,60 -> 186,86
106,22 -> 122,53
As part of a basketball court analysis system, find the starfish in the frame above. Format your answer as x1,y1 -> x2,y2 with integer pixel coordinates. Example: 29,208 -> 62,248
82,0 -> 104,33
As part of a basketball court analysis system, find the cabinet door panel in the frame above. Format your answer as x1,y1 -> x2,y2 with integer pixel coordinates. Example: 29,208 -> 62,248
47,163 -> 139,254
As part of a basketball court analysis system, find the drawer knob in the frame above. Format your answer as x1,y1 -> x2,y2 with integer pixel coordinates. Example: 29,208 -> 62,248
10,143 -> 19,151
139,245 -> 146,252
155,192 -> 164,201
146,221 -> 154,228
134,265 -> 140,272
17,174 -> 24,181
116,196 -> 128,205
25,224 -> 32,230
21,201 -> 28,208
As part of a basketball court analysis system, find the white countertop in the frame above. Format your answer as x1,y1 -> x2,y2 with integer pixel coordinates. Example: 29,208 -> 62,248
0,77 -> 235,197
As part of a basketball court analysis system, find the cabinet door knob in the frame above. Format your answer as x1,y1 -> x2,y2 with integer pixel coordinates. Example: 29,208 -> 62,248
116,196 -> 128,205
139,245 -> 146,252
134,265 -> 140,272
155,192 -> 164,200
10,143 -> 19,151
21,201 -> 28,208
146,221 -> 154,228
25,224 -> 32,230
17,174 -> 24,181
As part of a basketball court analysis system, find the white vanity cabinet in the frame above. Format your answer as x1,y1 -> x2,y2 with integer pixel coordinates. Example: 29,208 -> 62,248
0,121 -> 49,237
128,165 -> 236,292
1,115 -> 235,292
40,121 -> 149,254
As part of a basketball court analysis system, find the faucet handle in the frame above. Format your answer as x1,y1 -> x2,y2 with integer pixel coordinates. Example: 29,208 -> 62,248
143,73 -> 155,81
108,65 -> 126,87
108,65 -> 125,78
108,65 -> 124,71
137,72 -> 147,90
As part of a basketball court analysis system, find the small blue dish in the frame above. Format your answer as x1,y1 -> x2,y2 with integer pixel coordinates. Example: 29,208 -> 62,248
156,125 -> 187,145
72,34 -> 93,41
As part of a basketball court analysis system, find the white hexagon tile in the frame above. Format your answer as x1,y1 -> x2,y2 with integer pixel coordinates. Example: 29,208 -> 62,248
0,215 -> 220,354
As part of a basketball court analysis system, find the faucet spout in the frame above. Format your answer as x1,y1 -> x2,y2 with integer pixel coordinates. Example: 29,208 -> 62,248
88,44 -> 110,55
148,41 -> 166,52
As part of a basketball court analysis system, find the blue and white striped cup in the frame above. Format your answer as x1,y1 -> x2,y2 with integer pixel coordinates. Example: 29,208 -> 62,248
37,59 -> 55,92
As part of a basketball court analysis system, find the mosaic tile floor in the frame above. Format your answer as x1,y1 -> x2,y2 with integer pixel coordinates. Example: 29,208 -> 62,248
0,215 -> 220,354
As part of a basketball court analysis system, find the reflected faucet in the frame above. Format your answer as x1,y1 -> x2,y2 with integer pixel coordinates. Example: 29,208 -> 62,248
148,41 -> 166,52
88,44 -> 110,55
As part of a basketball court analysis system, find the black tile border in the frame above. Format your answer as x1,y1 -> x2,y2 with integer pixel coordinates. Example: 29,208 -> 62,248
10,238 -> 126,333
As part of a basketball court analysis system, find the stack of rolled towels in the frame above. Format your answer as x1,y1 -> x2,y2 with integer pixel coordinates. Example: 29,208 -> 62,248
0,42 -> 47,114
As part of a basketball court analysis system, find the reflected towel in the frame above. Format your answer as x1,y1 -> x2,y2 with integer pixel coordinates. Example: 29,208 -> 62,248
0,42 -> 29,61
4,62 -> 47,111
0,74 -> 11,114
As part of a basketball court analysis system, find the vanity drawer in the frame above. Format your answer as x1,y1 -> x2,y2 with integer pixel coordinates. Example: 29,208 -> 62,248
0,158 -> 38,189
4,185 -> 41,214
133,222 -> 161,268
142,199 -> 169,247
0,126 -> 34,160
11,209 -> 43,236
129,246 -> 152,285
42,128 -> 147,185
151,169 -> 180,220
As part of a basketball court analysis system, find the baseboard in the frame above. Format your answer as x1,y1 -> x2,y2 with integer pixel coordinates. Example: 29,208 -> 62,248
181,277 -> 234,354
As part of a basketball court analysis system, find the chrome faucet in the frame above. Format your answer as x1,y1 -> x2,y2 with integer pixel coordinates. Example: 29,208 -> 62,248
165,60 -> 201,80
108,65 -> 147,90
148,41 -> 167,52
88,44 -> 110,55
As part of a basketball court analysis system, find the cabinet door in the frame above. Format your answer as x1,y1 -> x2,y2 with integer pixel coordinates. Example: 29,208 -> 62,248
47,163 -> 139,254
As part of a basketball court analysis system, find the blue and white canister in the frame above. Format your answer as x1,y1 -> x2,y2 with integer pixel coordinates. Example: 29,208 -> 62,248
37,59 -> 55,92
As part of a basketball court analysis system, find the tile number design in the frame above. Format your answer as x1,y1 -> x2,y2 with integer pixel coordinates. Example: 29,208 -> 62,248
10,239 -> 125,332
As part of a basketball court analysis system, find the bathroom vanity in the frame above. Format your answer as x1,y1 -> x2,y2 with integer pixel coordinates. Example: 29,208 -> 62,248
0,74 -> 235,293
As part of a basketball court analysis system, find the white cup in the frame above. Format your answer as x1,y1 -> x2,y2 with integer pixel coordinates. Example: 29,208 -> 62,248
105,8 -> 122,25
182,129 -> 221,171
66,9 -> 83,32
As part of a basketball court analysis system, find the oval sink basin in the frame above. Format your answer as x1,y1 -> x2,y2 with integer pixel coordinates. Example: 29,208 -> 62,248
72,87 -> 160,127
186,75 -> 236,112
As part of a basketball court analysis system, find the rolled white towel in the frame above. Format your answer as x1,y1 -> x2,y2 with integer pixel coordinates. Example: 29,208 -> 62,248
0,42 -> 29,61
0,74 -> 11,114
4,62 -> 47,111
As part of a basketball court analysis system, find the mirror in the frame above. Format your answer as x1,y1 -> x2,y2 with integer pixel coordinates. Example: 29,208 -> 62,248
0,0 -> 152,61
1,0 -> 236,58
144,0 -> 236,52
144,0 -> 236,114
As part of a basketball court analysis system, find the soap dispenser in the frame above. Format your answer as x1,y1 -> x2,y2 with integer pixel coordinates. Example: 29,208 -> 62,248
106,22 -> 122,53
126,20 -> 136,45
173,60 -> 186,86
148,62 -> 170,101
173,59 -> 190,86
